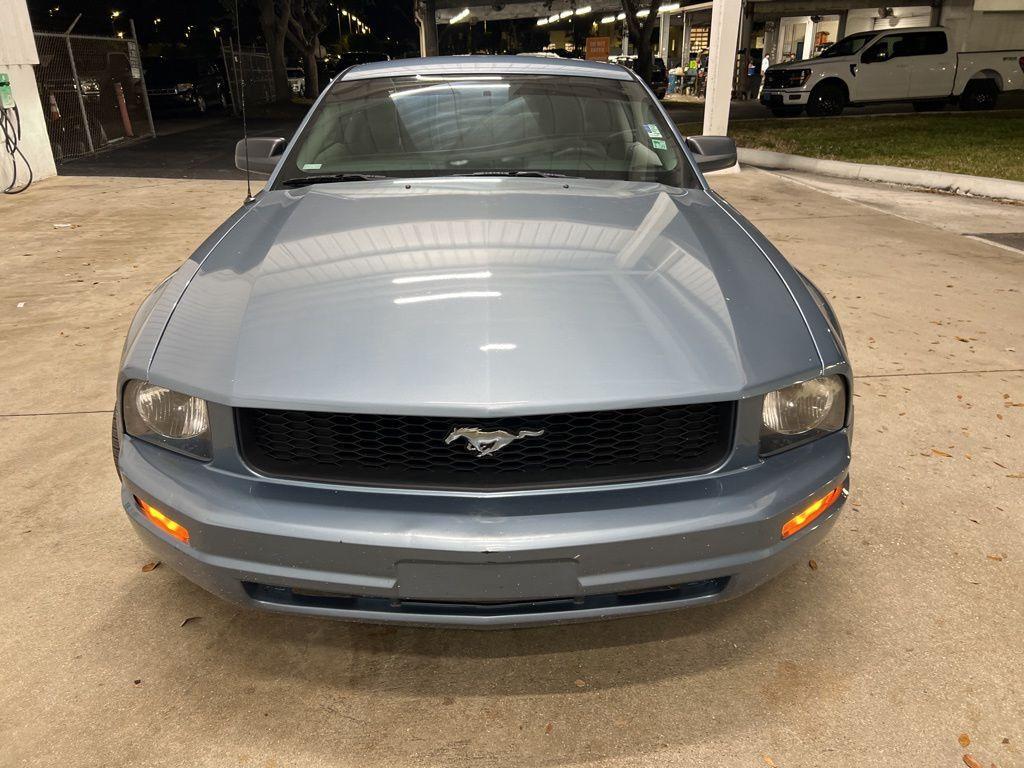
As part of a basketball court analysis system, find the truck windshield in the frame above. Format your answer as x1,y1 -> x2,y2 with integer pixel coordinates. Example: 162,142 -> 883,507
818,32 -> 877,58
282,73 -> 693,188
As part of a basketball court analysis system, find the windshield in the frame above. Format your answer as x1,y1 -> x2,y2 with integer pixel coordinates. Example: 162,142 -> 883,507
818,32 -> 877,58
281,73 -> 693,188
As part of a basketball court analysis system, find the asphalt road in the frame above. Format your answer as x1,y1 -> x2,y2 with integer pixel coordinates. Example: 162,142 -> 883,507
662,90 -> 1024,124
58,114 -> 299,180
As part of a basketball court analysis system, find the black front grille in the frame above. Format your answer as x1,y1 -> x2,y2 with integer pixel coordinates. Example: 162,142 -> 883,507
237,402 -> 734,491
763,70 -> 791,90
243,577 -> 730,616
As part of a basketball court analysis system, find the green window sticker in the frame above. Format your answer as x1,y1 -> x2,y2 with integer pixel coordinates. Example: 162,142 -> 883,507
644,123 -> 663,138
302,163 -> 323,170
651,139 -> 668,150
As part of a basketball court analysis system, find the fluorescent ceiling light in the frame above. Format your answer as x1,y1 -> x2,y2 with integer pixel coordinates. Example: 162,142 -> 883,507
537,17 -> 548,24
480,343 -> 517,352
559,9 -> 573,18
450,7 -> 470,23
616,12 -> 625,20
574,5 -> 592,14
600,14 -> 616,22
548,13 -> 559,22
392,271 -> 492,285
394,291 -> 501,305
637,8 -> 650,16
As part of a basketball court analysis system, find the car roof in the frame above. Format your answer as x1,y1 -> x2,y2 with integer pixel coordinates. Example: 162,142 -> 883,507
341,55 -> 633,82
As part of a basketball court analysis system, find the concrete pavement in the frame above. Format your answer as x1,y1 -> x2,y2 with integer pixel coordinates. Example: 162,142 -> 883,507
0,170 -> 1021,768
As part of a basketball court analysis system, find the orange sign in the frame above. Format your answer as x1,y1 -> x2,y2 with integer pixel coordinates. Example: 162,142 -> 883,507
585,37 -> 611,62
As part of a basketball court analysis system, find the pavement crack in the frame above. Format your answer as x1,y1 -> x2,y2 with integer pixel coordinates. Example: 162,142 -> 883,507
856,368 -> 1024,379
0,409 -> 113,418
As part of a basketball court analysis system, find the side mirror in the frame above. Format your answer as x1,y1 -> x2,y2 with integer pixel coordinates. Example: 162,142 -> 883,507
235,137 -> 287,175
686,135 -> 737,173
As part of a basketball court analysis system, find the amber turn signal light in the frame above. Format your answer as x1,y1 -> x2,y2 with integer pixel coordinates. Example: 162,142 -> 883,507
781,485 -> 844,539
134,496 -> 190,545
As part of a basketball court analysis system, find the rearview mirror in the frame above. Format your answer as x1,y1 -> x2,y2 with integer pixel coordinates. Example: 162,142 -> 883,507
235,137 -> 287,175
686,135 -> 737,173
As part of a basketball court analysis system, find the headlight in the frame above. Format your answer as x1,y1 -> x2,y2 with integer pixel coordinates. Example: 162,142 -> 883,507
760,375 -> 846,455
122,380 -> 211,459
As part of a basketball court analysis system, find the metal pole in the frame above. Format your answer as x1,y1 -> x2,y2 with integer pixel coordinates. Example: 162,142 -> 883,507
131,19 -> 156,138
64,32 -> 95,155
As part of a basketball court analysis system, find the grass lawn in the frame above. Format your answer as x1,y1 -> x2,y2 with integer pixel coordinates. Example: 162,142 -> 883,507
681,110 -> 1024,182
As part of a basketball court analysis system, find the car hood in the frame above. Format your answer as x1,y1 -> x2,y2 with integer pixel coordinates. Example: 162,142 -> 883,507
769,55 -> 850,70
148,178 -> 821,415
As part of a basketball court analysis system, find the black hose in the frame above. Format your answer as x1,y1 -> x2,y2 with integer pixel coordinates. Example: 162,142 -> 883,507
2,105 -> 34,194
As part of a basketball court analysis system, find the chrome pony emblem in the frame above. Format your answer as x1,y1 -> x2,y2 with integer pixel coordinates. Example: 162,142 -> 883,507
444,427 -> 545,456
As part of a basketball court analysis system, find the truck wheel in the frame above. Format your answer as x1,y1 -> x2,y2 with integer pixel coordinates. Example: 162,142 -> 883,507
960,80 -> 998,111
770,106 -> 803,117
913,99 -> 945,112
806,83 -> 845,117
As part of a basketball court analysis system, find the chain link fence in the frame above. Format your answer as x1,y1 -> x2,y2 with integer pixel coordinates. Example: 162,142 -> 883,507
220,39 -> 277,116
34,28 -> 154,163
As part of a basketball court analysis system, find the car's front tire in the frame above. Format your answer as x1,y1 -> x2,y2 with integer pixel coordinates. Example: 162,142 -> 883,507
806,82 -> 845,117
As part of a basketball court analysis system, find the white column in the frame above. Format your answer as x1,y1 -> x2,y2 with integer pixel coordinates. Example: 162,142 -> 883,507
702,0 -> 742,136
802,17 -> 815,59
658,11 -> 671,60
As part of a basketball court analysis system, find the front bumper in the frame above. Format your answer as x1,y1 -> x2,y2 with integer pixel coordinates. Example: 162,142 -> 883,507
119,428 -> 851,628
761,89 -> 810,106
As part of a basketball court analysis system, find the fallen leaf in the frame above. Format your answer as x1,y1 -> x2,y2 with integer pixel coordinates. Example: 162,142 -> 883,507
808,559 -> 818,570
931,449 -> 953,458
955,336 -> 970,343
1007,473 -> 1024,479
959,733 -> 971,747
963,755 -> 983,768
545,722 -> 553,735
1003,737 -> 1010,744
141,561 -> 160,573
180,616 -> 201,627
574,679 -> 586,688
441,696 -> 454,706
133,679 -> 142,685
763,756 -> 777,767
987,554 -> 1004,561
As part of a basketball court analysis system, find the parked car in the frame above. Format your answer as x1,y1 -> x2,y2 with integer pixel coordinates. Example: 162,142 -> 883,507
761,26 -> 1024,116
612,55 -> 669,98
143,57 -> 228,114
287,67 -> 306,95
114,56 -> 852,628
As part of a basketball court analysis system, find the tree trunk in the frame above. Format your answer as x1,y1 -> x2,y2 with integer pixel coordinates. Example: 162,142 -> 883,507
621,0 -> 660,85
304,40 -> 319,97
256,0 -> 293,102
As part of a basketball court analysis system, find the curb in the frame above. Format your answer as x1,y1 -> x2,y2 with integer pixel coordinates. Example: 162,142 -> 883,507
737,147 -> 1024,203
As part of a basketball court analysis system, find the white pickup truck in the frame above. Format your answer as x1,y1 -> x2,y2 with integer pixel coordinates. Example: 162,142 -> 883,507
761,26 -> 1024,116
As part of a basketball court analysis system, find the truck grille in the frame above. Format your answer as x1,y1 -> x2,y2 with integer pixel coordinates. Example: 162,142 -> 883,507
236,403 -> 734,491
763,70 -> 793,89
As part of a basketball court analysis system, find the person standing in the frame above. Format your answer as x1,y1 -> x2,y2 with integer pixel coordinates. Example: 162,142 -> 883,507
758,51 -> 771,97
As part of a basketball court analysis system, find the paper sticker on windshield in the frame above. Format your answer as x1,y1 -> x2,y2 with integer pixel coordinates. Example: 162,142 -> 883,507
651,139 -> 668,150
644,124 -> 663,139
302,163 -> 322,170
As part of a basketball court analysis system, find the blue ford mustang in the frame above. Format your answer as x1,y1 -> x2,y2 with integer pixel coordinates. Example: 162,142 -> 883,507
113,56 -> 852,628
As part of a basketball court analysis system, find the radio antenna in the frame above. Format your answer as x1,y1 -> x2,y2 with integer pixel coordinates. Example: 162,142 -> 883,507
234,0 -> 255,203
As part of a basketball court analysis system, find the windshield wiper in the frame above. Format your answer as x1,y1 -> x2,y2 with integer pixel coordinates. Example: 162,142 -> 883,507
281,173 -> 388,187
459,170 -> 571,178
